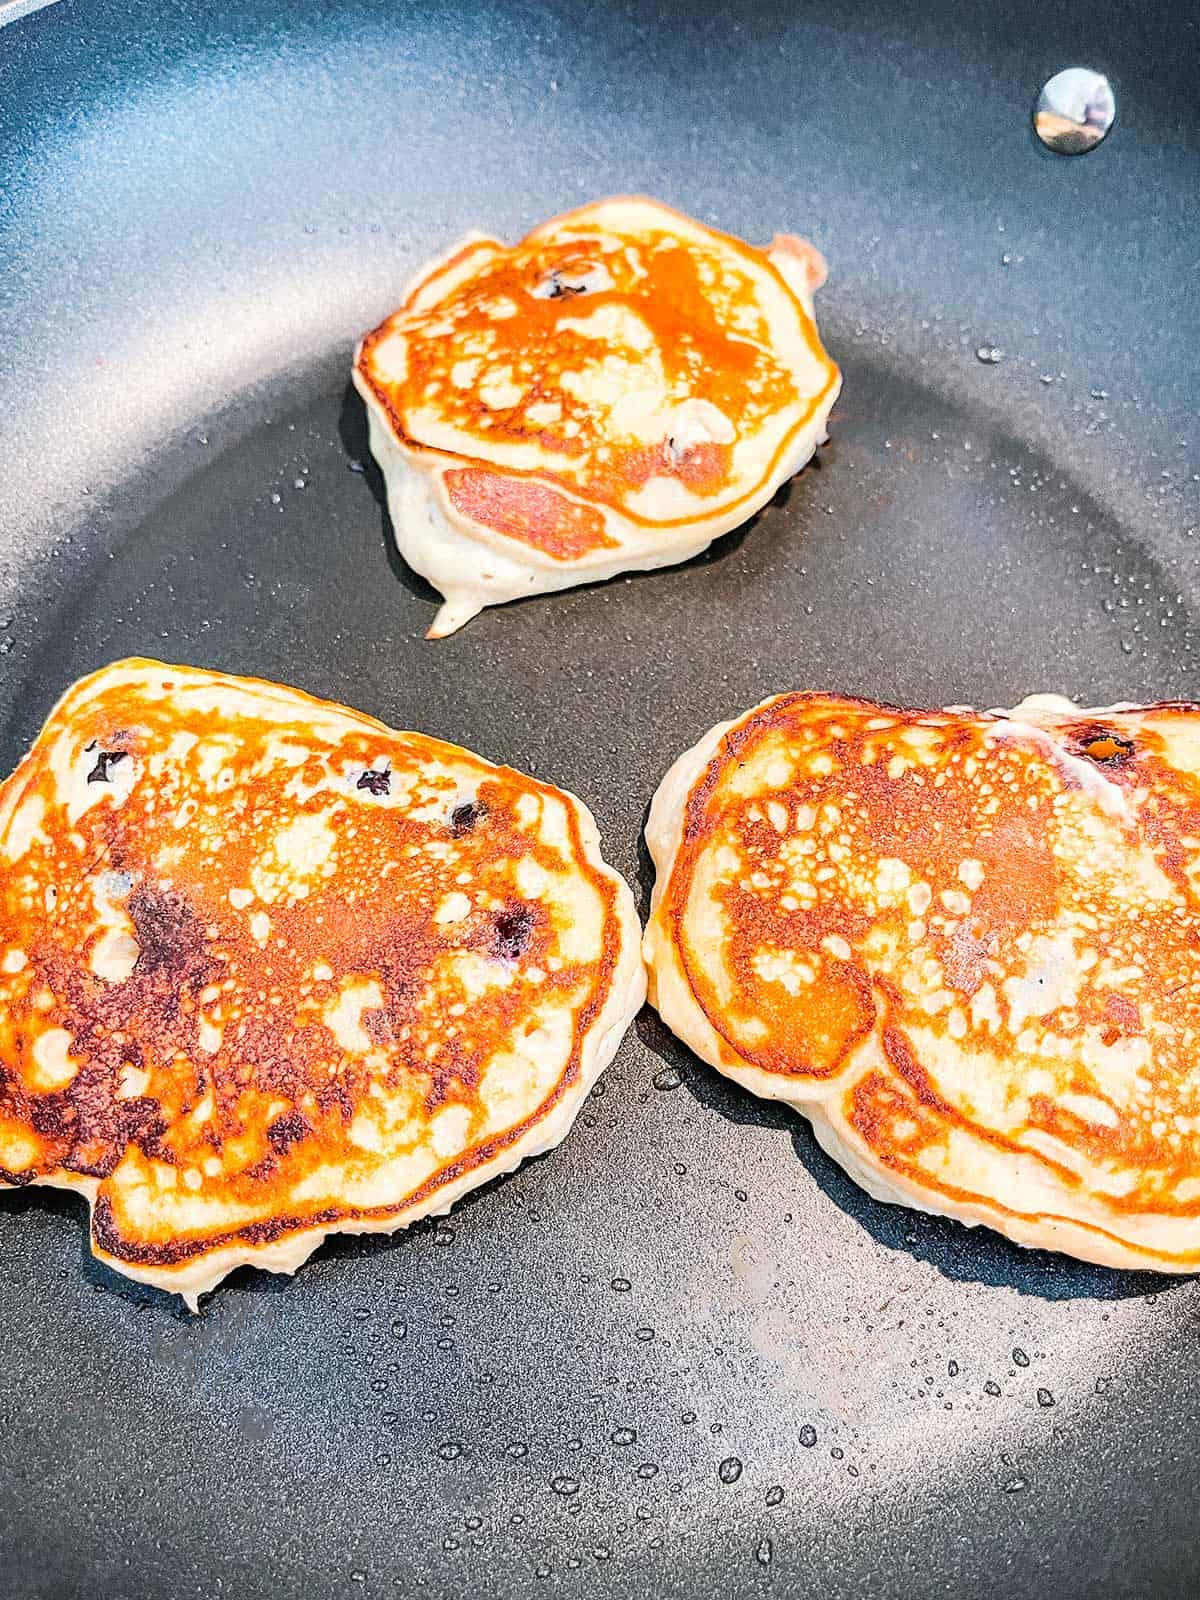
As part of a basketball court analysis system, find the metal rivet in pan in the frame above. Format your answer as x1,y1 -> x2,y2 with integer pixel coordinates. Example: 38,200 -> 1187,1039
1034,67 -> 1115,154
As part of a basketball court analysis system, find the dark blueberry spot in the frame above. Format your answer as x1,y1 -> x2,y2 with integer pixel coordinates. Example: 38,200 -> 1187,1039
494,904 -> 534,961
542,272 -> 588,299
449,800 -> 486,835
86,749 -> 128,785
357,768 -> 390,796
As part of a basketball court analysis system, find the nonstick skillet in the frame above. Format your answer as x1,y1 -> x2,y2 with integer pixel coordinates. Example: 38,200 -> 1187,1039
1,2 -> 1198,1596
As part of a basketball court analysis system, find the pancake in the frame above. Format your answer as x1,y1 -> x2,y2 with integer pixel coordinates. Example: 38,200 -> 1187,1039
354,196 -> 840,636
644,690 -> 1200,1272
0,660 -> 644,1305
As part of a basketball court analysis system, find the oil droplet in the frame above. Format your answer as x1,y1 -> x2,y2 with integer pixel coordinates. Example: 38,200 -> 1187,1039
756,1539 -> 773,1567
765,1485 -> 784,1507
653,1066 -> 683,1091
637,1463 -> 659,1480
535,1565 -> 551,1579
390,1318 -> 407,1339
681,1411 -> 697,1425
551,1476 -> 580,1496
1002,1474 -> 1028,1494
635,1327 -> 655,1343
718,1456 -> 743,1484
984,1381 -> 1001,1397
948,1360 -> 959,1377
349,1572 -> 365,1585
976,346 -> 1004,365
506,1441 -> 529,1458
612,1427 -> 637,1446
438,1441 -> 463,1461
611,1277 -> 632,1292
433,1225 -> 456,1247
799,1425 -> 817,1448
593,1548 -> 611,1562
1037,1388 -> 1055,1408
1012,1347 -> 1030,1367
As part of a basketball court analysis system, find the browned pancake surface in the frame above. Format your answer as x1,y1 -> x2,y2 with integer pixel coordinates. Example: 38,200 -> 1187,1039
651,692 -> 1200,1267
0,661 -> 630,1286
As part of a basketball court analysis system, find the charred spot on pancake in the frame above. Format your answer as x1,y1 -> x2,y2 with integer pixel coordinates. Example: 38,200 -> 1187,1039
86,748 -> 128,785
1074,726 -> 1135,766
356,767 -> 391,796
127,882 -> 215,991
493,903 -> 534,961
28,1090 -> 75,1141
363,1006 -> 393,1046
267,1110 -> 310,1155
449,799 -> 486,835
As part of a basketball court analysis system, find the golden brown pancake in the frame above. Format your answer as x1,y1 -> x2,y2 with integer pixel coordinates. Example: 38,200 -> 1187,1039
645,690 -> 1200,1271
0,660 -> 644,1305
354,196 -> 840,635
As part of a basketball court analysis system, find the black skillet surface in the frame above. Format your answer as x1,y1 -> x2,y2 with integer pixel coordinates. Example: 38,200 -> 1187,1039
1,2 -> 1198,1596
